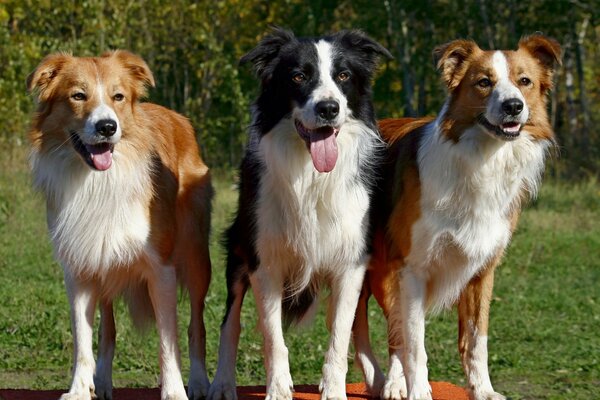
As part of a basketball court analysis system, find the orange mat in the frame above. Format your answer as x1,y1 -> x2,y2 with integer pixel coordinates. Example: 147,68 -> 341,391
0,382 -> 467,400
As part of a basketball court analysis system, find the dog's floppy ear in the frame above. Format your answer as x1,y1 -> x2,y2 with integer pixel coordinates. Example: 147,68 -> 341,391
240,26 -> 296,83
105,50 -> 155,99
26,53 -> 72,101
337,30 -> 393,72
433,39 -> 480,90
518,34 -> 562,92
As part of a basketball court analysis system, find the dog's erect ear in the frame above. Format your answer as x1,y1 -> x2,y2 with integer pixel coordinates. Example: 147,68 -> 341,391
240,26 -> 296,83
433,39 -> 480,90
337,30 -> 393,72
105,50 -> 155,99
27,53 -> 72,101
518,34 -> 562,92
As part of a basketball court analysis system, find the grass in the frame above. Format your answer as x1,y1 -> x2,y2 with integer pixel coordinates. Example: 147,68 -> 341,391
1,144 -> 599,399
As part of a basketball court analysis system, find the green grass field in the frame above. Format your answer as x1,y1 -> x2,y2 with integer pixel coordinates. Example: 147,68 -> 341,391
0,145 -> 598,399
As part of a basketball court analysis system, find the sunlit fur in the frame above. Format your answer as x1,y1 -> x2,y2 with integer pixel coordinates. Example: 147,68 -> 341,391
27,51 -> 213,400
353,35 -> 561,400
210,28 -> 391,400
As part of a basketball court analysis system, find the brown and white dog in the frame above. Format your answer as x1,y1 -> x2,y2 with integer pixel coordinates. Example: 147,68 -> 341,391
27,51 -> 213,400
353,35 -> 561,400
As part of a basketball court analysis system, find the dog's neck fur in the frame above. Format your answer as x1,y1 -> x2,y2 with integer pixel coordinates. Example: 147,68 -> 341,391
252,117 -> 378,293
31,141 -> 153,276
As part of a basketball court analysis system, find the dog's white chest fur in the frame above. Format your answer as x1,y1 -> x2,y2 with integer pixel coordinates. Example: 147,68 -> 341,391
254,119 -> 374,290
407,124 -> 547,309
31,148 -> 153,276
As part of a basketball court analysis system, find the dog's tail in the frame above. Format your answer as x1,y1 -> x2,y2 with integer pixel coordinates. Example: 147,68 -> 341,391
282,287 -> 319,329
123,281 -> 155,331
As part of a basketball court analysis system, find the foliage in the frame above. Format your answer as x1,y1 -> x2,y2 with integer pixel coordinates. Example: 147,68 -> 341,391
0,0 -> 598,175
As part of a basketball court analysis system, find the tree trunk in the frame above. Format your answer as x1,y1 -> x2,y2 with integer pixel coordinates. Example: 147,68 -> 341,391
478,0 -> 495,49
575,16 -> 591,157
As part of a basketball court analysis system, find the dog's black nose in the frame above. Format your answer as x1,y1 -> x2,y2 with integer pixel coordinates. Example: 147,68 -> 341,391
502,98 -> 524,116
315,100 -> 340,121
95,119 -> 117,137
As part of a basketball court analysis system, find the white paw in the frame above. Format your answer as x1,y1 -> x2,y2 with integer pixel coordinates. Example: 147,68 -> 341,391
319,363 -> 347,400
407,378 -> 432,400
188,373 -> 211,400
381,377 -> 407,400
407,383 -> 432,400
468,389 -> 506,400
265,373 -> 294,400
59,391 -> 93,400
161,387 -> 189,400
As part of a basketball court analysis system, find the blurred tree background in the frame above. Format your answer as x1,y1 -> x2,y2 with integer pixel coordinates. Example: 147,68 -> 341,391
0,0 -> 597,177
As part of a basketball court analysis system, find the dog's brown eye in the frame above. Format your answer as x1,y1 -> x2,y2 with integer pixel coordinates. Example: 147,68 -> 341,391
113,93 -> 125,101
292,72 -> 306,83
337,71 -> 350,82
71,92 -> 87,101
477,78 -> 492,88
519,77 -> 532,86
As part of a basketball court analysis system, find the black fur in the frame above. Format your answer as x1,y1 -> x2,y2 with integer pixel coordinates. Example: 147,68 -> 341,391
222,27 -> 390,326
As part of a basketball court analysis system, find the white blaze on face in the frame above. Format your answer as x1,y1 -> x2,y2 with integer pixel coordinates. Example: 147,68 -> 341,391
296,40 -> 348,129
83,81 -> 122,144
487,51 -> 529,126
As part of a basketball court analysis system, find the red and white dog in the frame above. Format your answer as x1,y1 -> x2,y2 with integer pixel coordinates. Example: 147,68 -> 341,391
27,51 -> 213,400
353,35 -> 561,400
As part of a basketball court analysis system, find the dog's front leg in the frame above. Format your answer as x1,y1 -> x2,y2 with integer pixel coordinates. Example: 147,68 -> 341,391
458,264 -> 506,400
321,262 -> 367,400
148,265 -> 187,400
401,270 -> 432,400
94,300 -> 115,400
61,272 -> 98,400
250,267 -> 293,400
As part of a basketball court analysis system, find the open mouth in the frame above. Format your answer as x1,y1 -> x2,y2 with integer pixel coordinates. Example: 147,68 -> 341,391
478,116 -> 522,141
294,120 -> 340,173
69,132 -> 115,171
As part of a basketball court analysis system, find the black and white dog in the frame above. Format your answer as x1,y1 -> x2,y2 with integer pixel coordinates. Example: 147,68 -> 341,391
208,28 -> 391,400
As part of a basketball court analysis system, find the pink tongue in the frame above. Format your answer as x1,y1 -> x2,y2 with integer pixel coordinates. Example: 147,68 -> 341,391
309,128 -> 338,173
87,144 -> 113,171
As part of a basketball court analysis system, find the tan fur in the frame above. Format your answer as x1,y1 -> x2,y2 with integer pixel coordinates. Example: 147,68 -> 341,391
355,36 -> 561,399
27,51 -> 212,400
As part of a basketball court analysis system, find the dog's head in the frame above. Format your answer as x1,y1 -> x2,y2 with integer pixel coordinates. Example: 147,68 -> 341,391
434,35 -> 561,142
241,27 -> 391,172
27,51 -> 155,171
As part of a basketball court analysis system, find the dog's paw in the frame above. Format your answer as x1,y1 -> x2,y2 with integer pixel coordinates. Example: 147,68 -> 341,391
318,384 -> 347,400
381,377 -> 407,400
59,391 -> 94,400
319,363 -> 347,400
265,373 -> 294,400
161,390 -> 189,400
468,389 -> 506,400
93,376 -> 112,400
188,373 -> 211,400
206,383 -> 237,400
407,382 -> 432,400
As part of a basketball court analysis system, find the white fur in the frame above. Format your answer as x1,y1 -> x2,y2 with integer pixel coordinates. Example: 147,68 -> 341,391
81,83 -> 122,145
31,142 -> 152,280
486,52 -> 529,127
32,138 -> 188,400
385,111 -> 548,400
247,42 -> 378,398
210,41 -> 379,400
294,41 -> 349,129
252,114 -> 375,399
